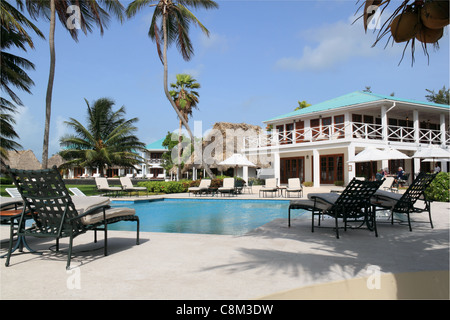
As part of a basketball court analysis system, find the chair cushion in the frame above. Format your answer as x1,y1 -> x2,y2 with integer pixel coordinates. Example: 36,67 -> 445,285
81,207 -> 136,225
72,196 -> 111,215
307,193 -> 340,205
289,199 -> 331,211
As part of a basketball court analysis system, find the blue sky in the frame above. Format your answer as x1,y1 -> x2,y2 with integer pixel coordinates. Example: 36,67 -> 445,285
7,0 -> 450,161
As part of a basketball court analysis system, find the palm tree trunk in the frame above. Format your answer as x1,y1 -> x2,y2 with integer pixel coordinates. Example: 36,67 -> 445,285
41,0 -> 56,169
161,11 -> 215,179
177,118 -> 182,181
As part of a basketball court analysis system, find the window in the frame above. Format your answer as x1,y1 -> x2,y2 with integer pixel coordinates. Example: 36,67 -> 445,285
334,115 -> 344,139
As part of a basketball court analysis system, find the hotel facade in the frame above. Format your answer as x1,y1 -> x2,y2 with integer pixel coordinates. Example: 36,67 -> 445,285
242,91 -> 450,187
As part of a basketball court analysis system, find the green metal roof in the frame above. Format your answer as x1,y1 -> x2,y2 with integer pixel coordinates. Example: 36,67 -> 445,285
265,91 -> 450,122
146,138 -> 167,150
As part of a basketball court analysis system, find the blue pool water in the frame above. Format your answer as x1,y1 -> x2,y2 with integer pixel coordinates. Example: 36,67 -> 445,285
109,199 -> 307,235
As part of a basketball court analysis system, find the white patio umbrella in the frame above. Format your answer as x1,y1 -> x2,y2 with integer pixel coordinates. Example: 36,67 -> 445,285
413,146 -> 450,159
218,153 -> 256,177
414,146 -> 450,170
348,147 -> 410,179
348,147 -> 409,163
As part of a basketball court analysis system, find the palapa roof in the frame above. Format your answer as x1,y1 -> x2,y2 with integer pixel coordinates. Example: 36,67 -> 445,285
48,154 -> 66,168
3,150 -> 41,170
183,122 -> 272,171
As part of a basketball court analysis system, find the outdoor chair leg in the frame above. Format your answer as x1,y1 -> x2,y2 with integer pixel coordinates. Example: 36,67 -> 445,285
67,235 -> 73,270
5,223 -> 15,267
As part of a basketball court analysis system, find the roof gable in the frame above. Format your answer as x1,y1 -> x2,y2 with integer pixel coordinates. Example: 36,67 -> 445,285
146,138 -> 167,151
265,91 -> 449,122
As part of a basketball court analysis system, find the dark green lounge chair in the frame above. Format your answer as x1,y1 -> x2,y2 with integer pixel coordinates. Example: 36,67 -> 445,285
289,178 -> 383,238
372,172 -> 437,231
5,166 -> 140,269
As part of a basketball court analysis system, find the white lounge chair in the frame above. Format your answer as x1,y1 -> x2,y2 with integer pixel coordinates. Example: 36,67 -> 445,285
5,188 -> 21,198
95,177 -> 122,197
259,178 -> 278,197
69,187 -> 86,197
379,176 -> 397,193
120,176 -> 148,197
188,179 -> 211,196
218,178 -> 236,196
285,178 -> 303,198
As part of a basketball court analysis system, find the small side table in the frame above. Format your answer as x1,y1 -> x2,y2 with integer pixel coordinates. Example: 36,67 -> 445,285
0,210 -> 38,258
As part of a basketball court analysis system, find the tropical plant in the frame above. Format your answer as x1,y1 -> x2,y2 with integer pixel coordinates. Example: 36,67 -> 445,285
126,0 -> 218,179
294,100 -> 311,111
0,0 -> 44,166
425,85 -> 450,105
59,97 -> 146,176
18,0 -> 125,169
170,73 -> 200,179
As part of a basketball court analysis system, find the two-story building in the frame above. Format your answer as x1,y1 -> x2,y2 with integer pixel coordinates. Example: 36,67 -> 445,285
243,91 -> 450,187
141,138 -> 168,179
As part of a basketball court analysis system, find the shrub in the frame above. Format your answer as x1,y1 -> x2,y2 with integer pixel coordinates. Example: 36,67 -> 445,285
425,172 -> 449,202
303,181 -> 313,187
334,180 -> 344,186
248,177 -> 264,186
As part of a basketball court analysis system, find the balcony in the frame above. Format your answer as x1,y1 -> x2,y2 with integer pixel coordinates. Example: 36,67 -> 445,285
243,122 -> 450,149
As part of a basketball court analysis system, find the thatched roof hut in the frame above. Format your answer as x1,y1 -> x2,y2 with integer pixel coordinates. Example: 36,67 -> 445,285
48,154 -> 66,168
3,150 -> 41,170
183,122 -> 272,171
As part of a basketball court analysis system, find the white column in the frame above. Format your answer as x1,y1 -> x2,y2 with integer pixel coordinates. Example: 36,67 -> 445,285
381,105 -> 388,142
344,112 -> 351,139
348,145 -> 355,182
243,166 -> 249,183
414,109 -> 419,144
313,149 -> 320,187
414,157 -> 421,176
274,151 -> 280,184
440,113 -> 446,146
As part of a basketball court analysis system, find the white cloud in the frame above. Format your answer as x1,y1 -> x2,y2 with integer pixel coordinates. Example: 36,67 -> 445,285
275,16 -> 397,72
14,105 -> 42,159
200,32 -> 229,53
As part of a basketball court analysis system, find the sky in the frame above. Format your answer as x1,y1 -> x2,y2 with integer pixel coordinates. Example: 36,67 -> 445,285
5,0 -> 450,161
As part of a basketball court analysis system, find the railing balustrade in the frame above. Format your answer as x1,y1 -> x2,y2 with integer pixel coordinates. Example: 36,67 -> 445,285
243,122 -> 448,149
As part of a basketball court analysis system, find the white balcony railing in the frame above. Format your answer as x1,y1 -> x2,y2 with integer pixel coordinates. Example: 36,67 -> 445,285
243,122 -> 448,149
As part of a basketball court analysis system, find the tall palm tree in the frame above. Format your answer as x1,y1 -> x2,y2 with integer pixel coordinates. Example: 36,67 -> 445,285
126,0 -> 218,179
1,0 -> 44,167
59,97 -> 146,176
18,0 -> 124,169
170,73 -> 200,179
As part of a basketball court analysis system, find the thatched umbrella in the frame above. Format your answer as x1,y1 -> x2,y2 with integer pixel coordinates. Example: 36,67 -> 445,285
183,122 -> 272,171
3,150 -> 41,170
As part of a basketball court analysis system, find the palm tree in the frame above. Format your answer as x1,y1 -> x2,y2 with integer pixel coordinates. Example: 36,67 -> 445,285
170,73 -> 200,179
1,0 -> 44,167
59,98 -> 146,176
126,0 -> 218,179
18,0 -> 125,169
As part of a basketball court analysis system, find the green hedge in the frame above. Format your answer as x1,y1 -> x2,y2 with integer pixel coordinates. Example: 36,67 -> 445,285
425,172 -> 450,202
137,176 -> 245,194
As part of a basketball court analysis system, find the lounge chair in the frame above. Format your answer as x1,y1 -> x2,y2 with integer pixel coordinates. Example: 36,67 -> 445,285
0,196 -> 23,211
289,178 -> 383,238
285,178 -> 303,198
69,187 -> 86,197
259,178 -> 279,197
120,176 -> 148,197
5,166 -> 140,269
371,172 -> 437,231
218,178 -> 236,196
379,176 -> 397,192
95,177 -> 122,197
188,179 -> 211,196
5,188 -> 21,198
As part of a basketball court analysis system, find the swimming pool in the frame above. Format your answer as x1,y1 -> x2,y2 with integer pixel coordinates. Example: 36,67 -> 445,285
110,199 -> 308,235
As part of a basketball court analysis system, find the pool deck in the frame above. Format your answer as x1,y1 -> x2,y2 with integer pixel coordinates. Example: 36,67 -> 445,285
1,186 -> 449,300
